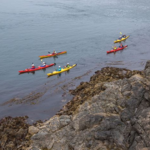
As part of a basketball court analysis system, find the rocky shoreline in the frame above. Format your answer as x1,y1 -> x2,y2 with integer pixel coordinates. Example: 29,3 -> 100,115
1,61 -> 150,150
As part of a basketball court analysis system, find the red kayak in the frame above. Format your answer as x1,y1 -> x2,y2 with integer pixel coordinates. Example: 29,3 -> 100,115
107,45 -> 128,54
19,63 -> 55,73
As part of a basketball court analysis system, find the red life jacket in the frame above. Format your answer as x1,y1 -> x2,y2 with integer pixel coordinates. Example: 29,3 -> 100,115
31,66 -> 35,69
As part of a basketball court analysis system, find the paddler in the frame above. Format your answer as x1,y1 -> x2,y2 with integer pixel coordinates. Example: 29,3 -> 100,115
57,66 -> 61,71
119,43 -> 123,48
52,50 -> 57,54
118,36 -> 122,40
113,46 -> 117,50
41,62 -> 46,67
31,63 -> 35,69
118,34 -> 126,39
122,35 -> 126,38
64,63 -> 70,68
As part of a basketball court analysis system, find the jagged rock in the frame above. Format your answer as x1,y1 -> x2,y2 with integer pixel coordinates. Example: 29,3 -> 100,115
28,65 -> 147,150
28,126 -> 39,135
145,60 -> 150,70
3,61 -> 150,150
145,60 -> 150,76
0,116 -> 30,150
5,141 -> 15,149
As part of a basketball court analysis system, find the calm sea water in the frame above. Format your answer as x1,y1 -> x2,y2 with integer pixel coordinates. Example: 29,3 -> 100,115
0,0 -> 150,122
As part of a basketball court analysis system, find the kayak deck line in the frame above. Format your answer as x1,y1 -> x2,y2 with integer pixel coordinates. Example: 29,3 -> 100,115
39,51 -> 67,59
107,45 -> 128,54
47,64 -> 77,77
114,36 -> 129,43
19,63 -> 56,73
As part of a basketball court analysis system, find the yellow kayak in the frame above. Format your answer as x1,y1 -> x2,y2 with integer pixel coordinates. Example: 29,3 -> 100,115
114,35 -> 129,43
47,64 -> 77,77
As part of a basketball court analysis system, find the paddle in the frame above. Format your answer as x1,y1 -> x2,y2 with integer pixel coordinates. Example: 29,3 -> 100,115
118,32 -> 123,40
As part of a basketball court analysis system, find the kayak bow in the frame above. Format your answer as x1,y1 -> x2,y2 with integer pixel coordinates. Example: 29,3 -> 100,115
107,45 -> 128,54
114,36 -> 129,43
19,63 -> 55,73
39,51 -> 67,59
47,64 -> 77,77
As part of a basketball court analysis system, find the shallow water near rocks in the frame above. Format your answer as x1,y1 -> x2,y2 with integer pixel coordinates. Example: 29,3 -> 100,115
0,0 -> 150,121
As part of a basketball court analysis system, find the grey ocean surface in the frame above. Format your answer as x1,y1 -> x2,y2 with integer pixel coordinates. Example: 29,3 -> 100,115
0,0 -> 150,121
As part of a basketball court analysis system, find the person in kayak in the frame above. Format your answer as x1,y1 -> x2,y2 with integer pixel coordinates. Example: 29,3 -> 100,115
52,50 -> 57,55
118,36 -> 122,40
119,43 -> 124,48
41,62 -> 46,67
113,46 -> 117,50
118,34 -> 126,40
57,66 -> 61,71
122,35 -> 126,38
31,63 -> 35,69
64,63 -> 70,68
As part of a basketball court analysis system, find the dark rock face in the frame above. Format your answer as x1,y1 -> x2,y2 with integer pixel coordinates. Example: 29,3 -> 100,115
0,116 -> 31,150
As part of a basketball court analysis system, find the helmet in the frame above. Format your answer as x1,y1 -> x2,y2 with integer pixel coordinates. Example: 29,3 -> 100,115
67,63 -> 69,64
59,66 -> 61,67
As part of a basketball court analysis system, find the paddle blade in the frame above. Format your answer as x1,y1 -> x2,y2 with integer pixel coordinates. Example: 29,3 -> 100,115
120,32 -> 122,34
41,59 -> 43,61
